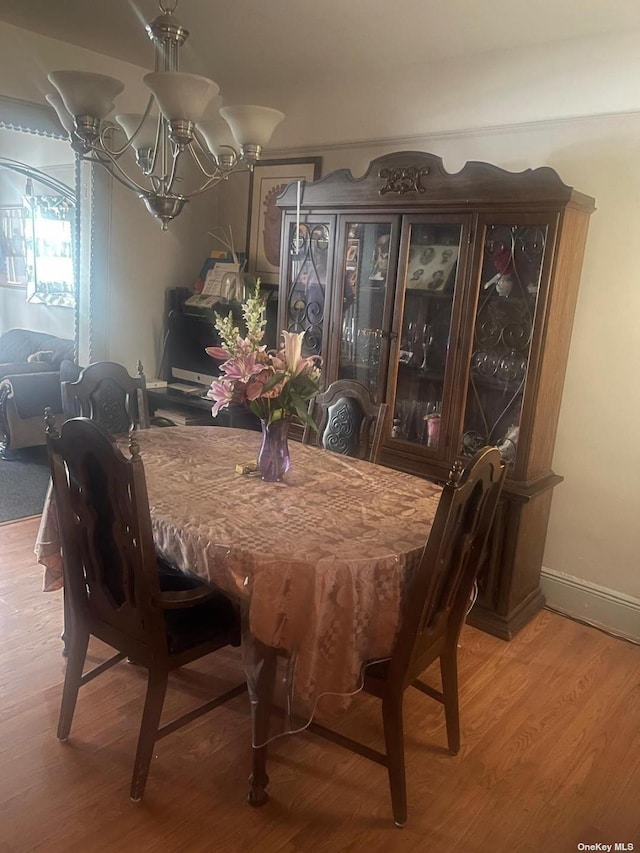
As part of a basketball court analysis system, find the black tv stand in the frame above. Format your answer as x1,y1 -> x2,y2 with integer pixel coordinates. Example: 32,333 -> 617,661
147,387 -> 260,431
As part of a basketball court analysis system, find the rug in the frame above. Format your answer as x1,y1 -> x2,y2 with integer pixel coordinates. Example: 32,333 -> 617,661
0,446 -> 51,523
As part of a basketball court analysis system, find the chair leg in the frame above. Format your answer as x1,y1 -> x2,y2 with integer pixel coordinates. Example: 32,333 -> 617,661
382,693 -> 407,828
57,628 -> 90,741
130,669 -> 168,803
61,585 -> 73,657
440,644 -> 460,755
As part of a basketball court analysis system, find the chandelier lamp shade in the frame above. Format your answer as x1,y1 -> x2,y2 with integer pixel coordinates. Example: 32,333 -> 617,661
45,0 -> 285,228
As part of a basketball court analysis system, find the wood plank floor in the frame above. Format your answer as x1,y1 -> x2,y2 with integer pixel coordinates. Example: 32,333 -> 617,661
1,516 -> 638,852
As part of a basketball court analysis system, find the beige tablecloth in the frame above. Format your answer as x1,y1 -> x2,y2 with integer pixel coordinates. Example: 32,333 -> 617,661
36,426 -> 442,730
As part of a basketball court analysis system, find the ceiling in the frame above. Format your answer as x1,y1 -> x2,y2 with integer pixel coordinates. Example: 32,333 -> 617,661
1,0 -> 640,101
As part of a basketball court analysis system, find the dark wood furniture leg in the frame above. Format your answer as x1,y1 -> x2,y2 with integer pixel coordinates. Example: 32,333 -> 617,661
130,669 -> 169,802
61,584 -> 72,657
248,645 -> 277,807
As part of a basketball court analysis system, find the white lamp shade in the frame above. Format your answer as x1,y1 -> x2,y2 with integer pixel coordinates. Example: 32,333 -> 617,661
195,118 -> 237,158
48,71 -> 124,119
144,72 -> 219,123
219,105 -> 284,147
45,92 -> 75,136
115,113 -> 159,150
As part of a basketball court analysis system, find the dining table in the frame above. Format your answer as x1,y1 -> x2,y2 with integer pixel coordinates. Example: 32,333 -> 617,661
35,424 -> 443,803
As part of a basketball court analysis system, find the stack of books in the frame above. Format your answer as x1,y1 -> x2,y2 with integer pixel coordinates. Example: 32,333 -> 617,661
153,407 -> 210,427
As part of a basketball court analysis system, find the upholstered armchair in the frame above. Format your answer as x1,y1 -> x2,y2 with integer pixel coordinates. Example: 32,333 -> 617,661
0,328 -> 76,455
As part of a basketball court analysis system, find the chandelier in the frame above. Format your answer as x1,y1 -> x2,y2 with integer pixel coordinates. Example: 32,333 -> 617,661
44,0 -> 284,229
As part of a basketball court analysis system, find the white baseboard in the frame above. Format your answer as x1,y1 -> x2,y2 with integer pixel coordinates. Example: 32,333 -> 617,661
540,568 -> 640,642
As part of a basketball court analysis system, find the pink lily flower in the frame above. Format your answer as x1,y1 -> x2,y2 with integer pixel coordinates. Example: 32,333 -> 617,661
220,351 -> 265,384
205,345 -> 231,362
207,379 -> 235,417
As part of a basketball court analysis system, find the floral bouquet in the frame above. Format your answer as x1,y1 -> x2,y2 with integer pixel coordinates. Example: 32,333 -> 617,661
205,281 -> 322,428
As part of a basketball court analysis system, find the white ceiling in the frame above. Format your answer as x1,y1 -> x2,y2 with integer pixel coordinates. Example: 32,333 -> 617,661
1,0 -> 640,100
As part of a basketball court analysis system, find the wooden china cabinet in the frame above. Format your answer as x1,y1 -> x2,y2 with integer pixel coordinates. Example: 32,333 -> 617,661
276,151 -> 595,639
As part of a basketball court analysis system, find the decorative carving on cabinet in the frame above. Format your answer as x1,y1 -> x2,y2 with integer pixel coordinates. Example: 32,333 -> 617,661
379,166 -> 430,196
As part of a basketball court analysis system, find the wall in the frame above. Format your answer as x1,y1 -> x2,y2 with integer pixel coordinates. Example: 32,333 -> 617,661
103,172 -> 217,375
220,33 -> 640,635
245,29 -> 640,149
0,21 -> 217,377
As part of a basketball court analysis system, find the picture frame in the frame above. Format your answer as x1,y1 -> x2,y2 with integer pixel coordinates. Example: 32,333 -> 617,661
406,243 -> 459,292
247,157 -> 322,286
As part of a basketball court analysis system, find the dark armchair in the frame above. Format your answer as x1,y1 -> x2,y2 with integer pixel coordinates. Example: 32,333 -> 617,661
0,328 -> 75,455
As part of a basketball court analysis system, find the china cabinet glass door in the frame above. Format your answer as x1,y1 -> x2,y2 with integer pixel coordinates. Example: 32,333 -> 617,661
460,219 -> 548,466
334,218 -> 396,401
391,217 -> 467,453
281,215 -> 335,360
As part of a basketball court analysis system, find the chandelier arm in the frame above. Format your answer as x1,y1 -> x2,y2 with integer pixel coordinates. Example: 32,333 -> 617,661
164,145 -> 182,195
180,164 -> 251,198
95,122 -> 127,158
187,140 -> 236,182
103,161 -> 153,197
96,94 -> 158,158
145,144 -> 226,199
81,146 -> 153,195
189,130 -> 218,178
180,175 -> 227,198
189,126 -> 234,177
142,113 -> 168,178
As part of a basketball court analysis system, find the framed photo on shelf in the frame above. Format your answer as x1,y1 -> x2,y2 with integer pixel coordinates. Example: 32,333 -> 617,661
246,157 -> 321,286
406,244 -> 459,292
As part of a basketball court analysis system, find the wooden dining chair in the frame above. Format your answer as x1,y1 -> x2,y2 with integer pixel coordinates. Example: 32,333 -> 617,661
61,359 -> 150,432
302,379 -> 389,463
302,446 -> 507,826
44,412 -> 246,802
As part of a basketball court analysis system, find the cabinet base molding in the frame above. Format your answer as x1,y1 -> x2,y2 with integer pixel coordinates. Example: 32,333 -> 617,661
467,587 -> 546,640
540,568 -> 640,643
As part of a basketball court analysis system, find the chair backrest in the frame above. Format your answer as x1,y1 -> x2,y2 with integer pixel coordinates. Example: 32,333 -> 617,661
61,360 -> 150,433
45,414 -> 166,654
388,446 -> 506,687
303,379 -> 389,463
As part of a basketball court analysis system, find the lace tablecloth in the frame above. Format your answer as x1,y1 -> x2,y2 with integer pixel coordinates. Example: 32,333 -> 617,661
36,426 -> 442,735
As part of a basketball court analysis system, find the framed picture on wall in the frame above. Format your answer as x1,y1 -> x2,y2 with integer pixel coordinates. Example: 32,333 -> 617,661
247,157 -> 321,286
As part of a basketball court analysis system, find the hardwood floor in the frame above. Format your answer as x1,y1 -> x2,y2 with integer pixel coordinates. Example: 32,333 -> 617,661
1,516 -> 638,852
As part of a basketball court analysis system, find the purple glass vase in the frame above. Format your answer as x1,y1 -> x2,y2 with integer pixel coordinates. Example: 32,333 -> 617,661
257,418 -> 291,482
